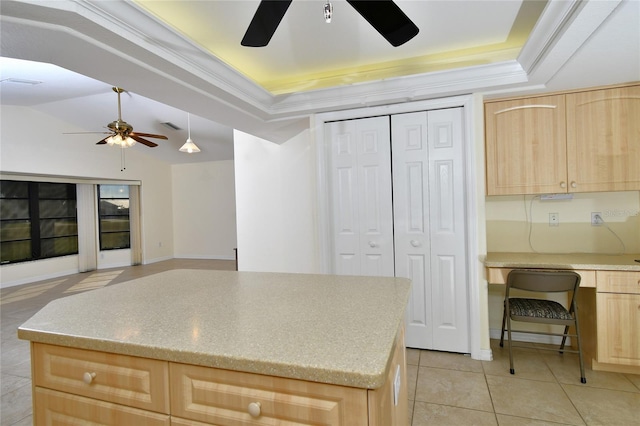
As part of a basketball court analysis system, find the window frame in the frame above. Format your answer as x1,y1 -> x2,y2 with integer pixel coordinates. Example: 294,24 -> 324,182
0,180 -> 78,264
97,184 -> 131,251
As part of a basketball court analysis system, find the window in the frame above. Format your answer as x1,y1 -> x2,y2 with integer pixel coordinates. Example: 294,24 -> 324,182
0,180 -> 78,264
98,185 -> 130,250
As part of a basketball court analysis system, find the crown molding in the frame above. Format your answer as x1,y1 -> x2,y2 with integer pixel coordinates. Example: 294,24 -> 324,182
0,0 -> 623,142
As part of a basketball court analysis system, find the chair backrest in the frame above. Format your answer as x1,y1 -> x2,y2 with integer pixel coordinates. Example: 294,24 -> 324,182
506,269 -> 581,294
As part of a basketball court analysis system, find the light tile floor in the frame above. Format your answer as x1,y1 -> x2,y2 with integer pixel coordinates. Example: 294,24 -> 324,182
2,260 -> 639,425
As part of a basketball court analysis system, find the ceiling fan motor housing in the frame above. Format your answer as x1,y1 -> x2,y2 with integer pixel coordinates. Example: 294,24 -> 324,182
108,119 -> 133,135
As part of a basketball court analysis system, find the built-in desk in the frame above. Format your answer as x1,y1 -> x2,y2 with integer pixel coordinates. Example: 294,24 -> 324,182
485,252 -> 640,375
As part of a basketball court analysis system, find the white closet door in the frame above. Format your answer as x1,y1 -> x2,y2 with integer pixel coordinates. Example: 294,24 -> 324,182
391,112 -> 432,348
392,109 -> 469,352
326,117 -> 394,277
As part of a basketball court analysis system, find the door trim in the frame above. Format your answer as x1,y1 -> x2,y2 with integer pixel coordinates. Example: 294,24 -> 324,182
313,95 -> 486,360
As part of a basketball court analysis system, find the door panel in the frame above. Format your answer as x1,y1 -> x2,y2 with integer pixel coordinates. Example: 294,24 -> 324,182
427,109 -> 469,353
392,109 -> 469,352
391,112 -> 432,348
326,117 -> 394,277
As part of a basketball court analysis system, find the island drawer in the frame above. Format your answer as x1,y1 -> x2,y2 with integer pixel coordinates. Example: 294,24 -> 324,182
596,271 -> 640,294
33,343 -> 170,414
169,362 -> 368,425
35,387 -> 170,425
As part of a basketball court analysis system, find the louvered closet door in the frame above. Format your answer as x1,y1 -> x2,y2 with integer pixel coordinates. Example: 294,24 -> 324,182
326,117 -> 394,277
392,109 -> 469,352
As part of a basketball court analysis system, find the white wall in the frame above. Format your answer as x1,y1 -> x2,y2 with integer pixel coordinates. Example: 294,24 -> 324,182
0,105 -> 174,286
233,129 -> 319,273
172,160 -> 237,260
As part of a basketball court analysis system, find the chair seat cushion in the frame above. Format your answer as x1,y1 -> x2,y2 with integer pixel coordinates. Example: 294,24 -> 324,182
509,298 -> 572,320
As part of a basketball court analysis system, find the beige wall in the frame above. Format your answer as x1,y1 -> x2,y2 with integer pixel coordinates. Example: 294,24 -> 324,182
486,192 -> 640,254
172,160 -> 237,260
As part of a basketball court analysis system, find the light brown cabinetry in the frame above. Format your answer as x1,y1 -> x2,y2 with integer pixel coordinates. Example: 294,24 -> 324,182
169,327 -> 407,426
485,95 -> 567,195
31,329 -> 408,425
485,83 -> 640,195
595,271 -> 640,370
170,363 -> 368,425
566,85 -> 640,192
32,343 -> 170,425
34,387 -> 171,425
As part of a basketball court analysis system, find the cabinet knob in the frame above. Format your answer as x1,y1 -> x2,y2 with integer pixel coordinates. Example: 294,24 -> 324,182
368,241 -> 378,248
83,372 -> 96,384
248,401 -> 261,417
571,181 -> 577,188
410,240 -> 421,247
560,181 -> 567,189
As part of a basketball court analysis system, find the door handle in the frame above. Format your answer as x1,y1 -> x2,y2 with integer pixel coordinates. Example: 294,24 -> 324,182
410,240 -> 421,247
368,241 -> 378,248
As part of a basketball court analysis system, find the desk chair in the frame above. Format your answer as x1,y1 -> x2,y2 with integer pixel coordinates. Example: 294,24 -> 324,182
499,269 -> 586,383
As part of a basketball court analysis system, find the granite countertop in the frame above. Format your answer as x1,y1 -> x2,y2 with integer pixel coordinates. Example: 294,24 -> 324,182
485,252 -> 640,271
18,269 -> 411,389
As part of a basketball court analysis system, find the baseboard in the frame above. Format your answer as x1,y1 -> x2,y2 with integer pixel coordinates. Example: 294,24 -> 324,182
172,255 -> 236,261
0,268 -> 79,289
473,347 -> 494,361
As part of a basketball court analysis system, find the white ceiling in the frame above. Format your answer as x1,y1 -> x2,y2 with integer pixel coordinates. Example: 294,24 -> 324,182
1,0 -> 638,165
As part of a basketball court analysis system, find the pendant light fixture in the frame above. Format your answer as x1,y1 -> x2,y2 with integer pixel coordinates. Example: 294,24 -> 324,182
179,112 -> 201,153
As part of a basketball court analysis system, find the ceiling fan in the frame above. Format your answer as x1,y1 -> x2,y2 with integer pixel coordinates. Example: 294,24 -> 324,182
241,0 -> 419,47
68,87 -> 168,148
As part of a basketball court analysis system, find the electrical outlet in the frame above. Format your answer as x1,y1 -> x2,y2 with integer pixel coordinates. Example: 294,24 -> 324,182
591,212 -> 602,226
549,213 -> 559,227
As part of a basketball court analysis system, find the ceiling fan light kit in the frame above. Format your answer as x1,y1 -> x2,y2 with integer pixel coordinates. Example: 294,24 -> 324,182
242,0 -> 418,47
106,134 -> 136,147
93,87 -> 168,148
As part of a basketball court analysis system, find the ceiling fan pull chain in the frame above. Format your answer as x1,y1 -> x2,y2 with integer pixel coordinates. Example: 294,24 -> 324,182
121,146 -> 126,171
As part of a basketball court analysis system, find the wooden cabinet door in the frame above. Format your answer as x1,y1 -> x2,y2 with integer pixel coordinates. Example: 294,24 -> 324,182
35,387 -> 170,426
596,292 -> 640,367
33,343 -> 170,414
485,95 -> 567,195
170,363 -> 368,425
566,84 -> 640,192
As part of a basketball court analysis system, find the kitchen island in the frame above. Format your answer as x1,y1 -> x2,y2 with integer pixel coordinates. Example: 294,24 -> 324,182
18,269 -> 411,425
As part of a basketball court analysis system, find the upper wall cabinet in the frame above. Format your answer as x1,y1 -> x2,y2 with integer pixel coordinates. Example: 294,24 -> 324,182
566,85 -> 640,192
485,95 -> 567,195
484,83 -> 640,196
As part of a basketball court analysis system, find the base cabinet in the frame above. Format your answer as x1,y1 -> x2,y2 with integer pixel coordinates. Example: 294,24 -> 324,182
595,271 -> 640,370
31,329 -> 408,425
34,387 -> 170,425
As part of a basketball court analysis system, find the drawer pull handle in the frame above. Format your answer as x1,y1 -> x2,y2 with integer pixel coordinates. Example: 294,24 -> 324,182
83,372 -> 96,384
248,401 -> 261,417
560,181 -> 567,189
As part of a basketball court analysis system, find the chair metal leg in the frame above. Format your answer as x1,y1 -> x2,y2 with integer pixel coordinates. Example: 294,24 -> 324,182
559,325 -> 569,353
500,303 -> 507,348
506,315 -> 515,374
574,311 -> 587,384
